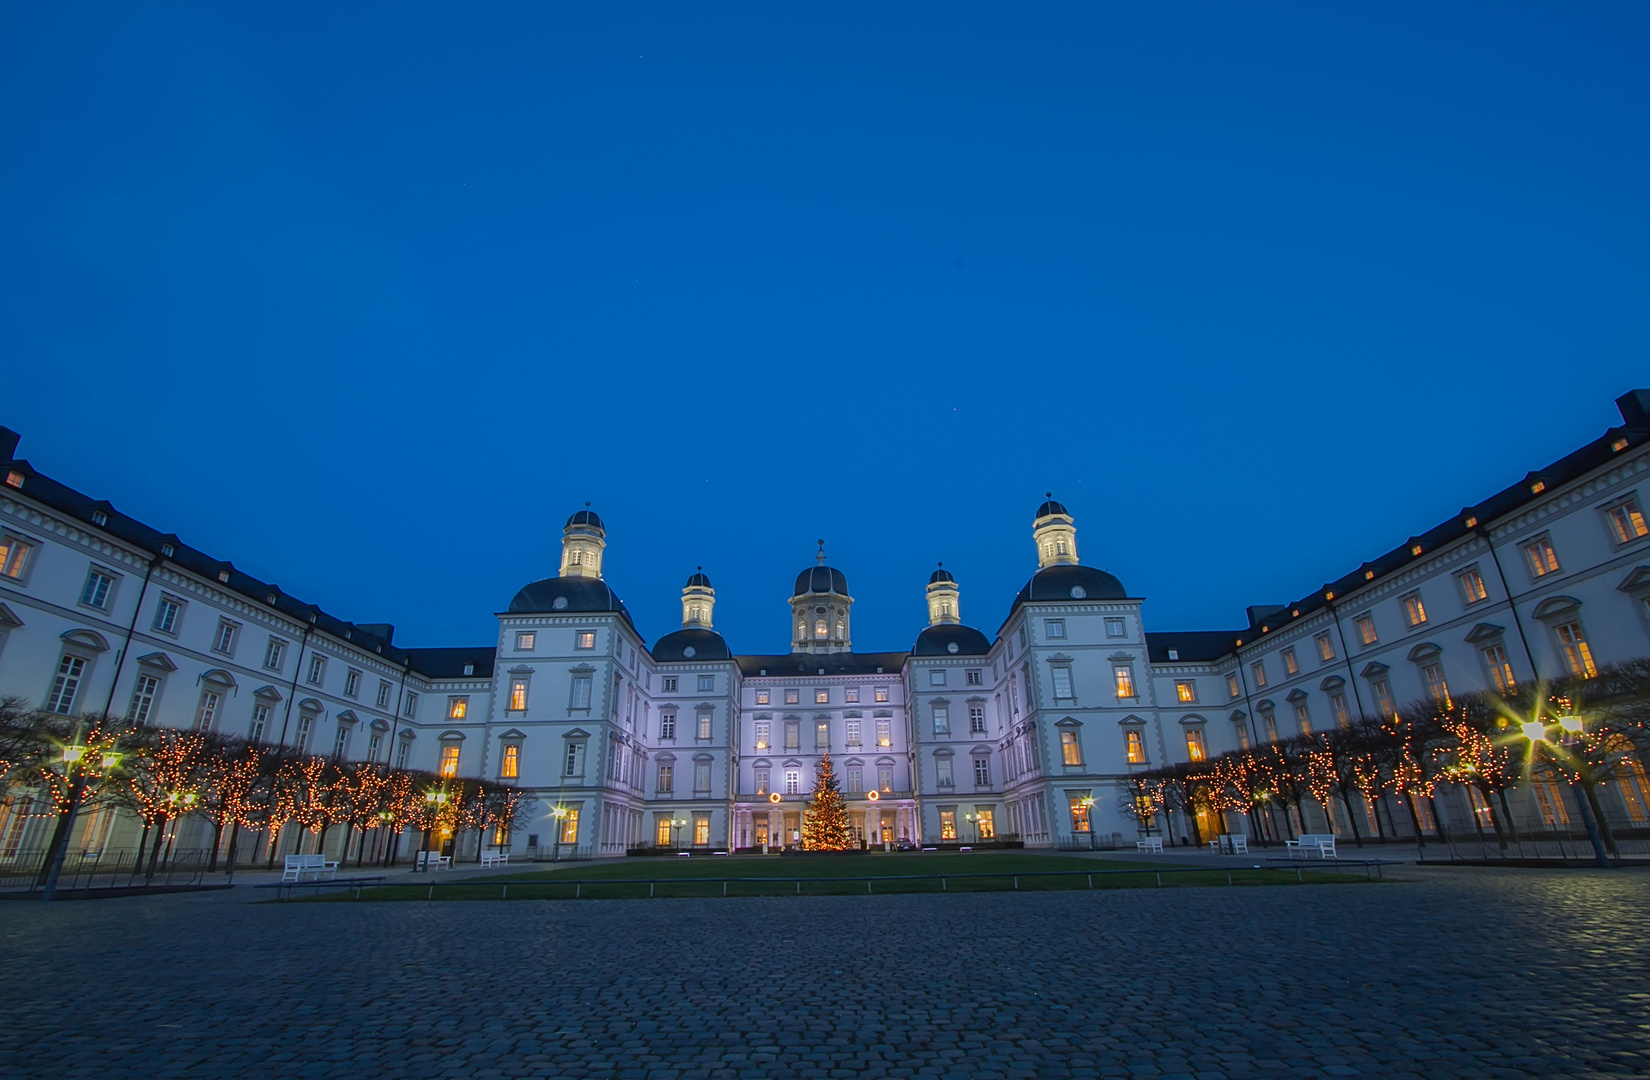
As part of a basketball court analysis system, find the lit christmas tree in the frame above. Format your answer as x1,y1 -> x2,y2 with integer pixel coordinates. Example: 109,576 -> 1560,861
801,751 -> 853,851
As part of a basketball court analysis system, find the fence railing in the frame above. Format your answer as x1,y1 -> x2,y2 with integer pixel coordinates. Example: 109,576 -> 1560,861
1421,830 -> 1650,864
0,848 -> 206,896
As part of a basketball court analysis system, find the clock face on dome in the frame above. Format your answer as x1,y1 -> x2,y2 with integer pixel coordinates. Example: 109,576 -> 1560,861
682,646 -> 696,658
552,596 -> 569,610
947,642 -> 959,653
1070,585 -> 1087,599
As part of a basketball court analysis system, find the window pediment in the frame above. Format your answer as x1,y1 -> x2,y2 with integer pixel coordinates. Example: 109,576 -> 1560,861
1228,710 -> 1247,725
934,747 -> 955,757
1318,676 -> 1344,692
0,602 -> 23,629
61,628 -> 110,652
370,718 -> 390,732
1255,699 -> 1275,713
439,730 -> 465,742
1407,642 -> 1442,662
1179,714 -> 1208,727
692,753 -> 714,763
562,727 -> 591,740
1055,716 -> 1083,728
1116,714 -> 1147,728
1107,652 -> 1133,662
656,752 -> 677,762
1046,653 -> 1073,663
1360,662 -> 1389,678
568,663 -> 597,674
969,745 -> 992,756
136,651 -> 178,673
1463,622 -> 1506,644
497,728 -> 526,740
335,710 -> 359,726
507,665 -> 534,676
297,696 -> 323,713
1286,689 -> 1309,703
1617,565 -> 1650,595
1532,595 -> 1582,621
200,667 -> 237,688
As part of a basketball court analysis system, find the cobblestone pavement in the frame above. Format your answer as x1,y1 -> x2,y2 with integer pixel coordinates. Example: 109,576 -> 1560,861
2,867 -> 1647,1079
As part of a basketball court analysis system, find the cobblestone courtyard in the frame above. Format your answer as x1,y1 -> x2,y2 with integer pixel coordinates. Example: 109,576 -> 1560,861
2,867 -> 1647,1079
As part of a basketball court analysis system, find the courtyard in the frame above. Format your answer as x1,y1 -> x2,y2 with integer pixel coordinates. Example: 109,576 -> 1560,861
1,865 -> 1646,1079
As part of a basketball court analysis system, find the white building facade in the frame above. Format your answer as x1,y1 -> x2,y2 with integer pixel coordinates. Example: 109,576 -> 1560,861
4,388 -> 1650,859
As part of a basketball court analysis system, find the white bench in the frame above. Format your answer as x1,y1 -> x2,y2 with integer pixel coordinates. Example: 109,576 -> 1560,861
1207,834 -> 1249,855
417,850 -> 451,871
1285,834 -> 1338,859
479,851 -> 509,868
282,853 -> 339,883
1135,837 -> 1165,854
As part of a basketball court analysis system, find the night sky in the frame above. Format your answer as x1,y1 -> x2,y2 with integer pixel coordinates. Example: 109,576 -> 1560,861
3,5 -> 1646,654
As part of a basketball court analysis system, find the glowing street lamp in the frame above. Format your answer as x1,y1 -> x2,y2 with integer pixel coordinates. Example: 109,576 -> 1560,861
1520,721 -> 1548,743
670,816 -> 689,848
417,789 -> 447,872
552,806 -> 568,862
1519,710 -> 1609,868
1080,796 -> 1097,851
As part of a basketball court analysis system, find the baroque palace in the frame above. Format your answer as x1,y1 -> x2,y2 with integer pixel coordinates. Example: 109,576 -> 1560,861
4,390 -> 1650,860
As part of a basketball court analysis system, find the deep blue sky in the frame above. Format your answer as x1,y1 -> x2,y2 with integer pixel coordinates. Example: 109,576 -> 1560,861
3,5 -> 1646,654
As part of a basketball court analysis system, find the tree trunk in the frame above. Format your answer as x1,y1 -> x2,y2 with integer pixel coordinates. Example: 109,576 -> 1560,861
1338,792 -> 1365,846
1426,794 -> 1448,844
207,819 -> 224,871
224,821 -> 242,872
1496,789 -> 1521,844
146,812 -> 169,879
1400,792 -> 1426,849
1580,780 -> 1620,858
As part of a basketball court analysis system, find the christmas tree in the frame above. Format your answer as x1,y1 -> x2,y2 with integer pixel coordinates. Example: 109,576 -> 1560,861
801,751 -> 853,851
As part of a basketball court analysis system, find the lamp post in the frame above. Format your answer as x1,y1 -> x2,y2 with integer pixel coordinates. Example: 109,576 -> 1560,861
670,816 -> 688,849
551,806 -> 568,862
1080,796 -> 1097,851
964,812 -> 978,845
1521,716 -> 1610,869
374,810 -> 392,866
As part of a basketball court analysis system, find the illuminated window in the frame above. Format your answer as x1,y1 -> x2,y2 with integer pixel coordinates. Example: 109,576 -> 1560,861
499,743 -> 519,778
575,631 -> 596,650
1052,666 -> 1074,700
0,535 -> 34,579
1401,593 -> 1428,628
1607,499 -> 1649,544
1185,729 -> 1206,761
1524,537 -> 1560,577
1262,711 -> 1278,742
1532,776 -> 1570,827
1330,692 -> 1351,727
694,814 -> 709,845
753,719 -> 768,749
448,696 -> 468,719
875,686 -> 889,703
785,768 -> 800,795
814,618 -> 828,639
1227,673 -> 1240,698
1249,661 -> 1267,688
877,765 -> 892,792
876,718 -> 891,747
1069,798 -> 1091,833
516,632 -> 535,651
969,706 -> 985,734
785,719 -> 800,749
194,690 -> 220,732
1294,702 -> 1312,735
1619,759 -> 1650,824
1114,665 -> 1135,698
1458,567 -> 1488,604
940,810 -> 957,839
696,711 -> 712,740
1281,648 -> 1299,676
1355,615 -> 1378,646
1555,621 -> 1597,678
785,689 -> 800,705
1234,722 -> 1250,750
1061,729 -> 1082,765
509,680 -> 528,711
1124,730 -> 1145,764
1315,633 -> 1335,663
438,744 -> 459,777
656,817 -> 672,846
845,687 -> 859,702
815,720 -> 829,748
937,756 -> 954,787
1371,678 -> 1396,718
816,687 -> 830,703
560,808 -> 579,844
1483,644 -> 1516,694
755,689 -> 768,705
756,768 -> 771,794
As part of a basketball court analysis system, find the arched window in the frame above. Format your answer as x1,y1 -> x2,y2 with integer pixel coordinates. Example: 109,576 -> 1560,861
815,619 -> 827,639
835,619 -> 845,640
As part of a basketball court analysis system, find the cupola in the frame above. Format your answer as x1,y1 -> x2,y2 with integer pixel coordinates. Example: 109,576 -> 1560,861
1033,493 -> 1079,569
559,503 -> 606,579
682,567 -> 715,628
791,540 -> 853,654
926,562 -> 961,626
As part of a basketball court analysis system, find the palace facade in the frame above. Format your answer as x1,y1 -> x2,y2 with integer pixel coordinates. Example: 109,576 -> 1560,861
4,389 -> 1650,860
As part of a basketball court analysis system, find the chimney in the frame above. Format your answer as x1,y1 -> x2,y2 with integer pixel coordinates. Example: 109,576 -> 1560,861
0,427 -> 18,461
357,623 -> 395,644
1617,390 -> 1650,426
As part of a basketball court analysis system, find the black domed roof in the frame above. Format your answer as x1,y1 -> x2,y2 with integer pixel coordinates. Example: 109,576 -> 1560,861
565,508 -> 604,530
912,624 -> 991,656
1012,564 -> 1128,608
507,576 -> 632,624
929,566 -> 955,584
1035,497 -> 1069,519
793,565 -> 850,597
685,570 -> 712,588
652,627 -> 731,663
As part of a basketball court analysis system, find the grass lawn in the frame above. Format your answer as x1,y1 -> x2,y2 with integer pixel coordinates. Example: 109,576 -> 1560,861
279,850 -> 1373,902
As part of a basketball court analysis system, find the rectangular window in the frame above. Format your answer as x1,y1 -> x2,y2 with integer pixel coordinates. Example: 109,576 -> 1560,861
1401,593 -> 1428,628
46,655 -> 86,715
694,814 -> 709,846
694,761 -> 711,794
1105,618 -> 1125,638
698,712 -> 712,740
396,741 -> 410,770
929,670 -> 946,687
1532,775 -> 1571,827
785,689 -> 800,705
155,598 -> 183,635
564,743 -> 584,776
1281,648 -> 1299,676
403,692 -> 418,718
344,669 -> 360,698
376,680 -> 392,708
784,719 -> 800,750
973,757 -> 991,787
939,810 -> 956,839
249,702 -> 270,743
932,706 -> 949,735
875,718 -> 891,747
966,670 -> 982,686
1114,665 -> 1135,698
1263,712 -> 1278,742
656,817 -> 672,846
969,706 -> 985,734
516,631 -> 536,651
500,744 -> 520,778
560,808 -> 579,845
785,769 -> 800,795
662,676 -> 678,693
937,757 -> 954,787
1372,678 -> 1396,718
1125,729 -> 1145,764
264,637 -> 285,671
976,809 -> 995,839
877,766 -> 892,792
1235,723 -> 1251,750
815,720 -> 829,748
575,631 -> 596,650
1294,702 -> 1312,735
438,744 -> 459,777
570,675 -> 592,709
813,687 -> 828,703
1355,615 -> 1378,647
1185,729 -> 1206,762
875,686 -> 889,703
1175,680 -> 1196,703
1045,619 -> 1066,639
1315,633 -> 1335,663
1484,644 -> 1516,694
366,733 -> 382,763
1227,673 -> 1241,698
1419,663 -> 1450,704
1524,536 -> 1561,577
1459,567 -> 1488,604
1608,499 -> 1649,544
448,696 -> 469,719
753,719 -> 768,749
1249,661 -> 1267,688
756,768 -> 771,794
508,680 -> 528,711
295,714 -> 314,754
1555,622 -> 1597,678
1052,666 -> 1075,700
0,535 -> 35,579
1070,798 -> 1091,832
1330,692 -> 1351,727
845,718 -> 861,746
307,655 -> 326,685
654,710 -> 674,740
80,569 -> 114,609
845,687 -> 859,703
1062,729 -> 1082,766
657,763 -> 673,793
194,690 -> 220,732
333,726 -> 350,760
128,674 -> 161,725
845,767 -> 862,794
699,675 -> 715,693
754,688 -> 767,704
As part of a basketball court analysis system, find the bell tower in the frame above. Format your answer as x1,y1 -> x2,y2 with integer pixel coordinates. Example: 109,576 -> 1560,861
790,540 -> 853,654
926,563 -> 961,626
1033,494 -> 1079,569
681,568 -> 715,628
559,504 -> 606,578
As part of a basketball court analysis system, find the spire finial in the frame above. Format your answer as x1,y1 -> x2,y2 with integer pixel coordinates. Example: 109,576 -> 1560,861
697,564 -> 702,571
937,560 -> 943,567
585,500 -> 591,507
1046,491 -> 1053,498
816,539 -> 826,565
